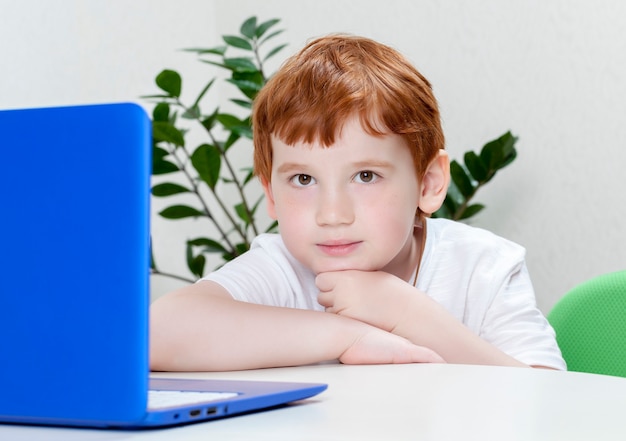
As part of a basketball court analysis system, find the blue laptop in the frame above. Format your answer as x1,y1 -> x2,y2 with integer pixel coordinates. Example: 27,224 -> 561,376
0,103 -> 326,429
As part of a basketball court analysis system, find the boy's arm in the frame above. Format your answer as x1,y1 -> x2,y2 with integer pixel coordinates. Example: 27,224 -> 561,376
149,280 -> 443,371
317,270 -> 529,368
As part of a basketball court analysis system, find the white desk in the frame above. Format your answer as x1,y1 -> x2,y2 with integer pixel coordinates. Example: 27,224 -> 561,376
2,363 -> 626,440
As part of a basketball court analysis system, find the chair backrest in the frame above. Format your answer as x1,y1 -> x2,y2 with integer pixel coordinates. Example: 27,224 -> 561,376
548,270 -> 626,377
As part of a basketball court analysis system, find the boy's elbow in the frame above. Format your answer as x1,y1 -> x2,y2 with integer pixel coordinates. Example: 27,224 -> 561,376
149,321 -> 173,371
149,312 -> 175,371
149,320 -> 200,371
148,285 -> 234,371
149,296 -> 187,371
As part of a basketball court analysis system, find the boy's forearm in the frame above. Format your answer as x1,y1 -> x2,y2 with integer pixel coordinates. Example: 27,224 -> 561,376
394,293 -> 527,367
316,270 -> 525,367
150,284 -> 362,371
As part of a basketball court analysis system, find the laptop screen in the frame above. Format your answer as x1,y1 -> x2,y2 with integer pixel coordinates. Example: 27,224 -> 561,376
0,103 -> 152,423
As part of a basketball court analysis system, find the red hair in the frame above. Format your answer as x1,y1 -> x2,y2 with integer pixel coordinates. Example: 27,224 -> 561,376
252,34 -> 445,183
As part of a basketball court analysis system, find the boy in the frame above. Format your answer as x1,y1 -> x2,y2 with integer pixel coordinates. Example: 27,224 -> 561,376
150,35 -> 565,371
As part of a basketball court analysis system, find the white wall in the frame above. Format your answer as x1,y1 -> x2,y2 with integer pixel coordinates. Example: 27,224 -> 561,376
3,0 -> 625,312
2,0 -> 221,299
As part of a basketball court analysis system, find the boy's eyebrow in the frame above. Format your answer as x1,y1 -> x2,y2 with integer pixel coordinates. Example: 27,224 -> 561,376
350,159 -> 395,169
275,159 -> 396,175
275,162 -> 309,175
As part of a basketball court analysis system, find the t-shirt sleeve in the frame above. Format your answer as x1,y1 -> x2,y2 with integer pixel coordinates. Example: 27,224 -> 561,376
479,261 -> 567,370
200,234 -> 322,311
421,219 -> 566,370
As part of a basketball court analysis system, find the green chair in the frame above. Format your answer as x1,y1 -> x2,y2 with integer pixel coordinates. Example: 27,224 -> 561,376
548,270 -> 626,377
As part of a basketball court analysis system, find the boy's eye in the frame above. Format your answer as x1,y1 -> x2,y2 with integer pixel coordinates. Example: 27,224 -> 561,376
354,171 -> 378,184
290,174 -> 316,187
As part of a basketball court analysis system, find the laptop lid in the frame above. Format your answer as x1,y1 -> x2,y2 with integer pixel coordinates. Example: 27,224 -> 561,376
0,103 -> 326,429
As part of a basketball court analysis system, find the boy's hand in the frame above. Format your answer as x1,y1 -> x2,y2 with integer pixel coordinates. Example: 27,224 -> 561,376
316,270 -> 414,332
339,327 -> 444,364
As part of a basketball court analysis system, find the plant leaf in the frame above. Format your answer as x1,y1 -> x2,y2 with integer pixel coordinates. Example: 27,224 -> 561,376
222,242 -> 250,262
201,109 -> 219,131
431,206 -> 446,219
149,238 -> 157,270
186,242 -> 206,278
191,144 -> 222,189
216,113 -> 243,128
259,29 -> 285,45
152,158 -> 179,175
240,16 -> 257,39
182,104 -> 201,119
193,78 -> 216,108
155,69 -> 182,98
153,121 -> 185,147
235,202 -> 252,224
189,254 -> 206,278
263,43 -> 288,62
223,35 -> 253,51
151,182 -> 190,197
159,205 -> 205,219
248,195 -> 265,218
458,203 -> 485,220
450,160 -> 475,198
441,194 -> 458,217
233,68 -> 265,83
223,57 -> 258,72
187,237 -> 228,253
464,151 -> 488,182
184,45 -> 227,56
231,98 -> 252,109
241,167 -> 255,185
227,122 -> 252,140
227,78 -> 263,99
222,132 -> 241,151
445,178 -> 465,206
152,103 -> 170,122
140,94 -> 175,100
264,220 -> 279,233
480,131 -> 518,172
153,145 -> 169,161
152,146 -> 178,174
255,18 -> 280,38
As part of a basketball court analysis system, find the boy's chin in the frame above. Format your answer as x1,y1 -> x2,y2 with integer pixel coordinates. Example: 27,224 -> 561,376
312,263 -> 381,275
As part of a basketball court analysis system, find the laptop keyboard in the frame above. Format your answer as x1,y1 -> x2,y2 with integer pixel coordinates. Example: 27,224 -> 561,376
148,389 -> 239,410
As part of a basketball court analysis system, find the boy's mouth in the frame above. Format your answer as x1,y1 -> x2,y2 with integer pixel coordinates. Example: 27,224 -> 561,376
316,240 -> 362,257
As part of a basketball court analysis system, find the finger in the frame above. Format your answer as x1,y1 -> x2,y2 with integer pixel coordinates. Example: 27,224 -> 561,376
406,345 -> 446,364
317,289 -> 333,308
315,273 -> 336,309
314,272 -> 334,291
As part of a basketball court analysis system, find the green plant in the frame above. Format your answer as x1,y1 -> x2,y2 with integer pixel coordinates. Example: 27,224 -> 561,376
145,16 -> 285,283
433,131 -> 518,220
145,16 -> 518,284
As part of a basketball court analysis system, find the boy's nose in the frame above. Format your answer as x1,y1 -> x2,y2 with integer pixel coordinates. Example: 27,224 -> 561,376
315,188 -> 355,226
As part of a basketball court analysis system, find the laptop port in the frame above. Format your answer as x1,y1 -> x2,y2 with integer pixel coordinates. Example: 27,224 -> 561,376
206,407 -> 217,415
189,409 -> 201,418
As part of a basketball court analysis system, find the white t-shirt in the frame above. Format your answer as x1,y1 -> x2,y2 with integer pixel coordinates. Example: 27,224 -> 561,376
203,218 -> 566,370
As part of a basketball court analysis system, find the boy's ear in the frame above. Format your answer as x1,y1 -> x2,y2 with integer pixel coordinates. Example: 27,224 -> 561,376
418,150 -> 450,215
261,178 -> 278,220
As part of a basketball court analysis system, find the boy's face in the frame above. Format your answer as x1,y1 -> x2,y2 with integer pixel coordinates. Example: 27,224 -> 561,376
262,117 -> 444,278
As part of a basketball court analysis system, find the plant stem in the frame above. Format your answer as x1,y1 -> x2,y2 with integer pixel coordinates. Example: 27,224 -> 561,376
216,141 -> 259,237
166,140 -> 239,252
252,39 -> 266,79
180,99 -> 257,244
453,179 -> 487,221
188,130 -> 251,247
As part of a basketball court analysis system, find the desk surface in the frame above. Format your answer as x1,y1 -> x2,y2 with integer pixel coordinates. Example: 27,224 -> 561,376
2,363 -> 626,440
